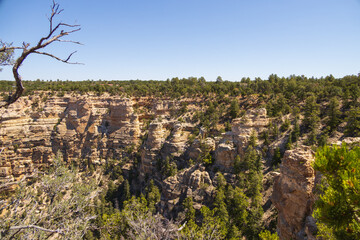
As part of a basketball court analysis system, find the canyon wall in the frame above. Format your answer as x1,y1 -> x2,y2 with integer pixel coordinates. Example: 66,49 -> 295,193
1,94 -> 323,238
0,94 -> 270,186
0,94 -> 142,184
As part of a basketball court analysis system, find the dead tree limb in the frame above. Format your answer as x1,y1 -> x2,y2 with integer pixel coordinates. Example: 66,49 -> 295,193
8,225 -> 63,234
0,0 -> 82,107
0,172 -> 38,193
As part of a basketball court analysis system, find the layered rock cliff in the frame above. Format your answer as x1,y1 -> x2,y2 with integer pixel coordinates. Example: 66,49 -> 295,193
0,94 -> 141,185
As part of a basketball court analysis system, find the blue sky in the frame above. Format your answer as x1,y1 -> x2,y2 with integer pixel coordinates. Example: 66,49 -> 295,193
1,0 -> 360,81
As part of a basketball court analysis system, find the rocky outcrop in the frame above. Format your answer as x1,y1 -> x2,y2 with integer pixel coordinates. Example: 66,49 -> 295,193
215,142 -> 236,168
187,137 -> 215,161
161,123 -> 192,159
161,165 -> 215,216
231,108 -> 269,136
215,108 -> 269,168
1,96 -> 270,185
140,118 -> 196,176
1,94 -> 205,185
272,147 -> 317,240
52,97 -> 141,162
140,120 -> 170,175
152,100 -> 177,116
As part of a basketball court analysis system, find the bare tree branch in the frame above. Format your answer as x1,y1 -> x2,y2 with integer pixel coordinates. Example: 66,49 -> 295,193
0,172 -> 38,193
55,39 -> 83,45
33,51 -> 82,64
1,0 -> 82,107
9,225 -> 62,234
0,46 -> 23,53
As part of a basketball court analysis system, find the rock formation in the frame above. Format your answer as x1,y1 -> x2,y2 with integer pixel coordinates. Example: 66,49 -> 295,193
140,120 -> 170,175
161,164 -> 215,217
272,147 -> 317,240
215,108 -> 269,168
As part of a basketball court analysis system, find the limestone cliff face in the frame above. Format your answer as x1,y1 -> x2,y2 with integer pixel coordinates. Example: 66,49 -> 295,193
52,97 -> 141,162
0,94 -> 140,184
272,147 -> 317,240
215,108 -> 269,168
140,119 -> 194,176
1,95 -> 269,184
0,95 -> 205,184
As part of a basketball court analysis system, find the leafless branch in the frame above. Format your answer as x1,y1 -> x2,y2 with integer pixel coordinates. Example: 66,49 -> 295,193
55,39 -> 83,45
0,46 -> 23,53
0,172 -> 38,193
1,0 -> 82,107
177,221 -> 187,231
33,51 -> 82,64
8,225 -> 63,234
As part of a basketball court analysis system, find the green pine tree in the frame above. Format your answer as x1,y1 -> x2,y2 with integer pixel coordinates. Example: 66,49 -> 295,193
313,144 -> 360,239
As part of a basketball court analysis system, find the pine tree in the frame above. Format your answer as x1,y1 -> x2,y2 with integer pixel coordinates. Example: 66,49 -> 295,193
261,130 -> 270,146
327,97 -> 341,132
234,155 -> 243,174
145,180 -> 160,213
249,130 -> 258,147
183,196 -> 195,222
121,179 -> 131,205
345,106 -> 360,137
213,188 -> 229,224
303,95 -> 320,132
293,118 -> 300,140
272,147 -> 281,167
313,144 -> 360,239
259,230 -> 279,240
244,145 -> 261,171
227,224 -> 242,239
286,136 -> 292,150
226,186 -> 249,232
230,99 -> 240,119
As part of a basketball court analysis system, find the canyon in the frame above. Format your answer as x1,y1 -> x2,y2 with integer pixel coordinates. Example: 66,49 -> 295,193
0,92 -> 340,239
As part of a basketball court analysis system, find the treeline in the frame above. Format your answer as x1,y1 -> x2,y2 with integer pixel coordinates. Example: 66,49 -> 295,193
0,74 -> 359,101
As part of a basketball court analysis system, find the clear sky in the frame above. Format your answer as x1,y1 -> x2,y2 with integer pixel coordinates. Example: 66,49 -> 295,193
1,0 -> 360,81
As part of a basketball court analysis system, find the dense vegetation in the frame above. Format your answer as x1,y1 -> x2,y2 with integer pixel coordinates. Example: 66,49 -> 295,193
0,152 -> 98,239
0,74 -> 359,105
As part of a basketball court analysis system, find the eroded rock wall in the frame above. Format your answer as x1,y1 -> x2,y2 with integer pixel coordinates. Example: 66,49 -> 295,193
0,94 -> 141,184
161,165 -> 215,217
215,108 -> 269,168
272,147 -> 317,240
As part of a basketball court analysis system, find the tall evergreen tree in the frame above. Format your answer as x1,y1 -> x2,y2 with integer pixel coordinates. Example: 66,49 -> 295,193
327,97 -> 342,132
345,106 -> 360,137
303,95 -> 320,132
